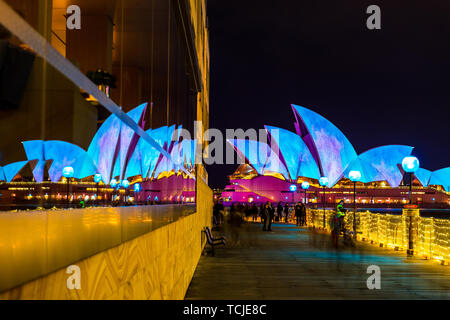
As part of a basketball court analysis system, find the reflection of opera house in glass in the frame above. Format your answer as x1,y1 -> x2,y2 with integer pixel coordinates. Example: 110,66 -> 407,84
0,103 -> 196,209
222,105 -> 450,207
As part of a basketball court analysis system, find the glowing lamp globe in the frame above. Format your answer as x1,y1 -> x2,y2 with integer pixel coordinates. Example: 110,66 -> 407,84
289,184 -> 297,192
349,170 -> 362,182
402,156 -> 420,173
94,174 -> 102,184
121,180 -> 130,189
301,181 -> 310,190
110,179 -> 118,188
319,176 -> 329,187
62,166 -> 74,178
134,183 -> 141,192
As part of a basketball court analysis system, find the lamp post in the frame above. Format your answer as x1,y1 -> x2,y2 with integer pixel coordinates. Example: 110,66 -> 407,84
301,181 -> 310,227
402,156 -> 420,205
94,174 -> 102,207
349,170 -> 362,239
402,156 -> 420,256
122,180 -> 130,205
289,184 -> 297,204
110,179 -> 118,206
301,181 -> 310,205
134,183 -> 141,205
319,177 -> 328,230
62,166 -> 74,209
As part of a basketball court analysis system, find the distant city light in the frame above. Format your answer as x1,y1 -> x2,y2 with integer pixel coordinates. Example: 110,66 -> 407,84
134,183 -> 141,192
319,177 -> 329,187
62,166 -> 74,178
121,180 -> 130,189
349,170 -> 362,182
110,179 -> 118,188
402,156 -> 420,173
289,184 -> 297,192
94,173 -> 102,183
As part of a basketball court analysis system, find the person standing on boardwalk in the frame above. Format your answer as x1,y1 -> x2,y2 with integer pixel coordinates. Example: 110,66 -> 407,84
294,202 -> 302,226
300,201 -> 307,226
262,202 -> 269,231
276,202 -> 283,222
267,202 -> 275,231
284,203 -> 290,223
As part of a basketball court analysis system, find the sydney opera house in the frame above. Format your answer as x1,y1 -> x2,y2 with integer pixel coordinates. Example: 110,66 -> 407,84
222,105 -> 450,207
0,103 -> 197,209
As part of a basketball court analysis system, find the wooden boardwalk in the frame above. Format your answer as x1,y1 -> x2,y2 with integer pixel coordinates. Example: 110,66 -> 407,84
185,222 -> 450,300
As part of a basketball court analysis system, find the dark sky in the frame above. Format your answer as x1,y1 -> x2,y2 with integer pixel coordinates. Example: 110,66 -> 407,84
206,0 -> 450,189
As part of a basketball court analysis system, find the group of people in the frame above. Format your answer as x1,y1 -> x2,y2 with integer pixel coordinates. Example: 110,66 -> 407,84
217,201 -> 309,232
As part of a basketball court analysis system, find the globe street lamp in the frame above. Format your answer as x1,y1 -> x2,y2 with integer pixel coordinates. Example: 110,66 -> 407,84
301,181 -> 310,205
319,176 -> 329,229
62,166 -> 74,209
110,178 -> 118,206
134,183 -> 141,205
349,170 -> 362,239
402,156 -> 420,204
94,174 -> 102,207
289,184 -> 297,204
402,156 -> 420,256
122,180 -> 130,205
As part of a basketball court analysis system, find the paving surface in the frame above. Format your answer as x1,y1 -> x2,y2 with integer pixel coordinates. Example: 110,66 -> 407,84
185,221 -> 450,300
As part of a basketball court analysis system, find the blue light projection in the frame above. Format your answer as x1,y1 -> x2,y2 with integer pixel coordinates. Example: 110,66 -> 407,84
345,145 -> 413,187
44,141 -> 96,182
414,168 -> 432,187
32,160 -> 46,183
152,125 -> 177,179
23,141 -> 46,182
116,103 -> 147,180
181,139 -> 196,168
22,140 -> 44,161
292,105 -> 358,187
265,125 -> 320,181
429,168 -> 450,192
87,112 -> 121,185
3,161 -> 28,182
0,166 -> 6,181
229,139 -> 276,176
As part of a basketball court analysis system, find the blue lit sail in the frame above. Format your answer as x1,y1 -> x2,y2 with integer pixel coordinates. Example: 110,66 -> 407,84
265,125 -> 320,181
44,141 -> 96,182
429,168 -> 450,191
345,145 -> 413,187
415,168 -> 432,187
292,105 -> 358,187
3,161 -> 28,182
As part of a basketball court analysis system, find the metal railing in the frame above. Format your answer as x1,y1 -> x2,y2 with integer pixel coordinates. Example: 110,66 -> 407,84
307,209 -> 450,263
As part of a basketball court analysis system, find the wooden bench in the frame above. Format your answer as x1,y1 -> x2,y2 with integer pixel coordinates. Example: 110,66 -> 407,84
203,226 -> 226,256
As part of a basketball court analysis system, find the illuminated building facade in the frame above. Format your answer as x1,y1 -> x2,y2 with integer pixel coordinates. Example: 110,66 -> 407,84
0,0 -> 210,179
222,105 -> 450,207
0,0 -> 210,209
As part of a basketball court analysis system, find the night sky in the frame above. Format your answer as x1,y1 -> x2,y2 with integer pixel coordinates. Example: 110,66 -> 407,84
206,1 -> 450,189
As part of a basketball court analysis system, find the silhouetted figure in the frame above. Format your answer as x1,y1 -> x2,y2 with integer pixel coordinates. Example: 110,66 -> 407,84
295,202 -> 302,226
276,202 -> 283,222
284,203 -> 290,223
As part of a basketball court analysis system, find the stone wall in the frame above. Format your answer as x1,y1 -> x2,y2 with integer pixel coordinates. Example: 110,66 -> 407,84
0,181 -> 212,300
